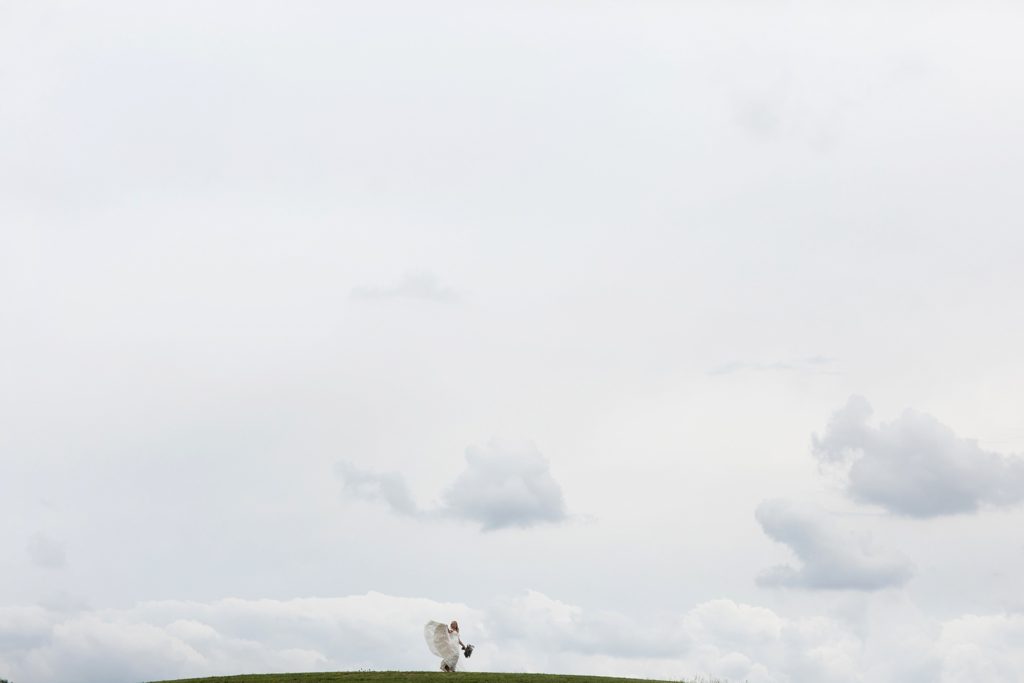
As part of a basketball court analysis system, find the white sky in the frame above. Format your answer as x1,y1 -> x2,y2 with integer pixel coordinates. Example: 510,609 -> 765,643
2,2 -> 1024,682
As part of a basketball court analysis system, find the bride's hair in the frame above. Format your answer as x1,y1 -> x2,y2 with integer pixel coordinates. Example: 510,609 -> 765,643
450,620 -> 459,632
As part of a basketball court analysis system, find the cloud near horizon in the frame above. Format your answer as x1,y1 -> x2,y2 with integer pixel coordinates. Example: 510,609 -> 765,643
755,499 -> 914,591
1,590 -> 1019,683
812,396 -> 1024,517
337,440 -> 569,531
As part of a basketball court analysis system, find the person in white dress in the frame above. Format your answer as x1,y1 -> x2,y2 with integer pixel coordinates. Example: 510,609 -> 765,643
423,619 -> 468,672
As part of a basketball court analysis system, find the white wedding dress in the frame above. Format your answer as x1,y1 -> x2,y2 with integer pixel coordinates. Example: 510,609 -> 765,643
424,621 -> 461,671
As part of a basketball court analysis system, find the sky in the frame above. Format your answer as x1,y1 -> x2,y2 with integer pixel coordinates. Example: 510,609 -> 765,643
2,1 -> 1024,681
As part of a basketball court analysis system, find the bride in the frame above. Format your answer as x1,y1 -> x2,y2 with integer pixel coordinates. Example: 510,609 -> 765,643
424,620 -> 471,672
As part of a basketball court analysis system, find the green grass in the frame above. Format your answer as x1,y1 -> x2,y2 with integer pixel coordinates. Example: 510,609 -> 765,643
151,672 -> 681,683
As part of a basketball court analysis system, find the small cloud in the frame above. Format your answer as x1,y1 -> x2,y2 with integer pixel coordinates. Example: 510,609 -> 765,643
442,440 -> 568,531
812,396 -> 1024,517
27,532 -> 67,569
351,271 -> 460,303
1,590 -> 1014,682
709,356 -> 837,376
755,499 -> 913,591
336,440 -> 569,532
335,461 -> 420,516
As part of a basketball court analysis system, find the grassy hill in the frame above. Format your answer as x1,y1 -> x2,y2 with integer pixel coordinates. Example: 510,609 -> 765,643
152,672 -> 684,683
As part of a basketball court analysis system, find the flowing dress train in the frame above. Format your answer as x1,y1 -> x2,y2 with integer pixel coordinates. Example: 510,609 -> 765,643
424,621 -> 461,671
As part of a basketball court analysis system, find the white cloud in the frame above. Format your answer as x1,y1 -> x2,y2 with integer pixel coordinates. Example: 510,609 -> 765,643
681,600 -> 862,683
335,461 -> 420,516
441,441 -> 568,531
755,499 -> 914,591
0,592 -> 868,683
488,590 -> 688,659
337,440 -> 569,531
1,590 -> 1021,683
935,613 -> 1024,683
351,272 -> 459,303
0,593 -> 477,683
813,396 -> 1024,517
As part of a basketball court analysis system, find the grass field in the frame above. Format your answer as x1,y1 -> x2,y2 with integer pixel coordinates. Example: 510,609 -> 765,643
151,672 -> 688,683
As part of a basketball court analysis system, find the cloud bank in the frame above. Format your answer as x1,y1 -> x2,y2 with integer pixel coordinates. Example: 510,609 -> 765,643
813,396 -> 1024,517
1,590 -> 1020,683
337,441 -> 568,531
755,499 -> 914,591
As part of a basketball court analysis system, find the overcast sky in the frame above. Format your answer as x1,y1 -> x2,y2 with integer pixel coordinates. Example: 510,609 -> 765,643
3,1 -> 1024,682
